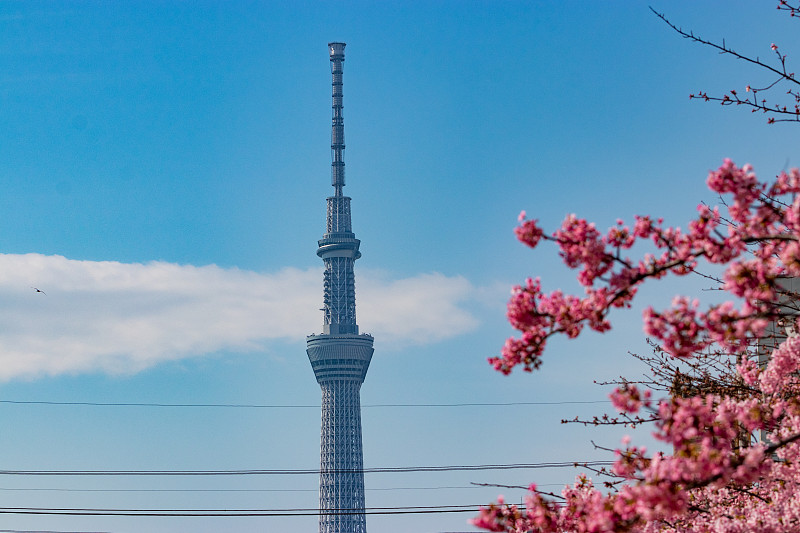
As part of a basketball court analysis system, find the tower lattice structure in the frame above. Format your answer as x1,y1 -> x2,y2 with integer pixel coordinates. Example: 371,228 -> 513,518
307,42 -> 374,533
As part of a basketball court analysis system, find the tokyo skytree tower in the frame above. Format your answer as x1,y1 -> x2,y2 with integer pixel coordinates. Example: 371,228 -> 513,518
306,42 -> 374,533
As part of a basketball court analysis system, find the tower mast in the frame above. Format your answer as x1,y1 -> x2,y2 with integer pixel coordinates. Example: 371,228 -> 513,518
307,42 -> 374,533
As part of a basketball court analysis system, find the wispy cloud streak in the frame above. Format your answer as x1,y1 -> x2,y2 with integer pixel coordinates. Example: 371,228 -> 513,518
0,254 -> 486,380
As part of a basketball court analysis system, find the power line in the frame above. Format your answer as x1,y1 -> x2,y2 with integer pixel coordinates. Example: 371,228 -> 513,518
0,461 -> 612,477
0,484 -> 510,493
0,482 -> 567,494
0,530 -> 111,533
0,504 -> 482,517
0,399 -> 606,408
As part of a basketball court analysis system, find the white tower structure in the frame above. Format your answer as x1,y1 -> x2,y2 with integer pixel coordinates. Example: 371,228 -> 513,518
306,42 -> 373,533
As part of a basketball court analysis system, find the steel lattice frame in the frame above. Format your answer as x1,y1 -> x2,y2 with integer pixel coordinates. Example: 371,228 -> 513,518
318,380 -> 366,533
327,196 -> 352,233
307,42 -> 373,533
323,257 -> 357,327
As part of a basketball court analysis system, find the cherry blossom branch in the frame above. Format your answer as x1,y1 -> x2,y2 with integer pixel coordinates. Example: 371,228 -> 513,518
650,8 -> 799,87
652,7 -> 800,123
471,482 -> 567,501
777,0 -> 800,18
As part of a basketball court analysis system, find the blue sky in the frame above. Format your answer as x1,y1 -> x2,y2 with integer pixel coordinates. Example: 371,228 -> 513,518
0,2 -> 797,532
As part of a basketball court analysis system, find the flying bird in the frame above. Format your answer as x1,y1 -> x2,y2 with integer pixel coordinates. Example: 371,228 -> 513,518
31,287 -> 47,295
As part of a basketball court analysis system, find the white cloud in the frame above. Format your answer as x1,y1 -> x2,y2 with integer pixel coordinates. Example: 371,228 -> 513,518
0,254 -> 487,380
358,271 -> 480,346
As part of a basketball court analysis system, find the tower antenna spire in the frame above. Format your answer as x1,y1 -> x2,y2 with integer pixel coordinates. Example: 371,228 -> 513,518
330,42 -> 346,198
307,42 -> 374,533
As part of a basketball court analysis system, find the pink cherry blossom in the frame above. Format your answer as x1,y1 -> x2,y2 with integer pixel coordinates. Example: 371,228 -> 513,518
479,159 -> 800,533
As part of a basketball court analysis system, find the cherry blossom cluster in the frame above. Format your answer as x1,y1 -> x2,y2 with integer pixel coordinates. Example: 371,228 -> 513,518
609,384 -> 652,414
492,159 -> 800,374
476,159 -> 800,533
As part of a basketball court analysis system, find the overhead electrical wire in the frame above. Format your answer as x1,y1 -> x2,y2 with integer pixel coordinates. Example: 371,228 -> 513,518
0,484 -> 540,493
0,504 -> 484,517
0,461 -> 612,477
0,530 -> 111,533
0,399 -> 607,408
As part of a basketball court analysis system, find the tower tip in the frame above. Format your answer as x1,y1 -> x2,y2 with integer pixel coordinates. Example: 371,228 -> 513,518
328,42 -> 346,58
